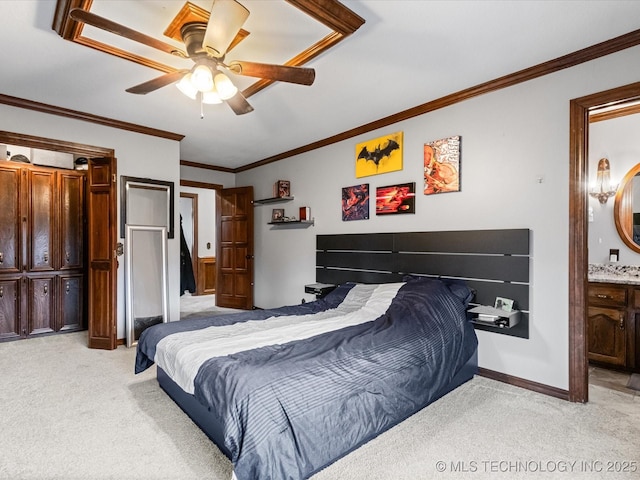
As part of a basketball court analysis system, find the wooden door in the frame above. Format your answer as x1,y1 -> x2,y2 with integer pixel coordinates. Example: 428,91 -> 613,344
0,164 -> 21,274
86,157 -> 117,349
216,186 -> 254,309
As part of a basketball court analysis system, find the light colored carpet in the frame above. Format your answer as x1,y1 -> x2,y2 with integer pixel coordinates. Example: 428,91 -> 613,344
1,331 -> 638,480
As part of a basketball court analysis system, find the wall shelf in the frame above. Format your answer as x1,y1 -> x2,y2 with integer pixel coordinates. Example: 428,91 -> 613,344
268,220 -> 314,228
254,196 -> 293,205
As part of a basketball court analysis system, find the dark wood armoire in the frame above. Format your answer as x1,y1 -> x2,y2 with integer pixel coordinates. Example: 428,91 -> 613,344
0,160 -> 86,341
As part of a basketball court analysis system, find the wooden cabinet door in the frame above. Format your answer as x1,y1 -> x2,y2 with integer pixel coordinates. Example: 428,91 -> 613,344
27,169 -> 56,272
58,171 -> 85,270
27,275 -> 56,336
0,164 -> 22,274
0,277 -> 21,340
58,273 -> 83,332
587,305 -> 626,366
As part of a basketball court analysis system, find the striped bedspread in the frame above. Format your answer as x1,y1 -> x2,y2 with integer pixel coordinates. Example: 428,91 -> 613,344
136,278 -> 478,480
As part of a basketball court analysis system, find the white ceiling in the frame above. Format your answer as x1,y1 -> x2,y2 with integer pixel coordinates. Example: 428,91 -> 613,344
2,0 -> 640,170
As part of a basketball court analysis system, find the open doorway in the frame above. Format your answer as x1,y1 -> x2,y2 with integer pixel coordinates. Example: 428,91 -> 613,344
569,81 -> 640,402
586,104 -> 640,396
179,181 -> 220,317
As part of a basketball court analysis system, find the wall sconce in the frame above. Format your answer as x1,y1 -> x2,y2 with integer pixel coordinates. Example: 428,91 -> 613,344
589,158 -> 617,204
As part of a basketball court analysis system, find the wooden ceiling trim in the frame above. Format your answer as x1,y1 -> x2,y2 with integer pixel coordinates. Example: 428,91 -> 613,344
0,94 -> 184,142
0,130 -> 114,157
286,0 -> 365,35
242,30 -> 344,97
52,0 -> 91,40
180,159 -> 235,173
180,179 -> 223,190
53,0 -> 364,100
75,36 -> 177,74
237,27 -> 640,172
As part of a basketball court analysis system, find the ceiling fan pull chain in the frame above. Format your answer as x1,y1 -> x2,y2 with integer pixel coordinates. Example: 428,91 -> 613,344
200,94 -> 205,119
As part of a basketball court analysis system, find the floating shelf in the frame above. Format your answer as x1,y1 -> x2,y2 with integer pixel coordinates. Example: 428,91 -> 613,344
268,219 -> 314,228
253,196 -> 294,205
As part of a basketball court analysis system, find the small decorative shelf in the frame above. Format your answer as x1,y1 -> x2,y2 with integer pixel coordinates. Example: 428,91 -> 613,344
268,219 -> 314,228
253,196 -> 294,205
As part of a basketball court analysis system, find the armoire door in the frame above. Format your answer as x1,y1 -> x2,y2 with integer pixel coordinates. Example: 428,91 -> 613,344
58,273 -> 83,331
0,276 -> 21,340
0,164 -> 21,275
59,171 -> 85,270
27,275 -> 56,336
27,168 -> 56,272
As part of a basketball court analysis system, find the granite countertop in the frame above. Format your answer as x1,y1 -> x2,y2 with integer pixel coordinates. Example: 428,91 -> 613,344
588,264 -> 640,285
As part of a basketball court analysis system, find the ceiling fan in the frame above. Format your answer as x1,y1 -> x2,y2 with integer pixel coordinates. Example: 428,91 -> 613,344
69,0 -> 316,115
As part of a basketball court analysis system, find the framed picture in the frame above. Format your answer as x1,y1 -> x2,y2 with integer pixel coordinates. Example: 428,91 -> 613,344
424,135 -> 461,195
375,182 -> 415,215
274,180 -> 291,198
271,208 -> 285,222
342,184 -> 369,221
355,131 -> 403,178
494,296 -> 514,312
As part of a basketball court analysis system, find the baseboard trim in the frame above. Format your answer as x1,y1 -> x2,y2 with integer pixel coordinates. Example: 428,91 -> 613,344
477,367 -> 569,401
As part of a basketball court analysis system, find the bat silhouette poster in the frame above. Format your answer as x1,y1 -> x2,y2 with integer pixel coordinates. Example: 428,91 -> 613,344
424,135 -> 461,195
355,131 -> 403,178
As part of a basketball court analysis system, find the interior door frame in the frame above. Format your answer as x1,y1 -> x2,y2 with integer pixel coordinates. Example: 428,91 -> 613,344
0,130 -> 117,349
568,81 -> 640,402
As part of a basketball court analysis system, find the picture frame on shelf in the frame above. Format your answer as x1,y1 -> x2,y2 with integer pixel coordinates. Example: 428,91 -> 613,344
271,208 -> 285,222
274,180 -> 291,198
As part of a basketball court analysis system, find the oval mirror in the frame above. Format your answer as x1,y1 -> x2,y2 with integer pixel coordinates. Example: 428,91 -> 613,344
614,163 -> 640,253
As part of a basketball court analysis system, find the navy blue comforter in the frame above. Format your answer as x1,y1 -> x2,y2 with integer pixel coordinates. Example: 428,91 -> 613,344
136,277 -> 478,480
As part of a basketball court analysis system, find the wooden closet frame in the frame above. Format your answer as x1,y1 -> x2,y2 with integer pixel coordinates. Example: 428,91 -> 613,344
0,131 -> 118,349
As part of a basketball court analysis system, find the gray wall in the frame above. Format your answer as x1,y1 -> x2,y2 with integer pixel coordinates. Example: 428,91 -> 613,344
237,45 -> 640,391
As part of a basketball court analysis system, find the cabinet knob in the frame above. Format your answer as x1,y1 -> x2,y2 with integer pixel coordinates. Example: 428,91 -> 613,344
619,315 -> 625,330
43,285 -> 48,295
596,294 -> 611,299
43,252 -> 49,263
0,286 -> 3,298
0,252 -> 3,264
66,282 -> 70,294
66,252 -> 70,263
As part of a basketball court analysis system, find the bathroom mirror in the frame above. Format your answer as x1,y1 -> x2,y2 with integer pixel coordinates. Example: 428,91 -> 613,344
613,162 -> 640,253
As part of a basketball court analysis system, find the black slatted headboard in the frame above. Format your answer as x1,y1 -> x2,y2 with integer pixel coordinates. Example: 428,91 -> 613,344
316,229 -> 530,338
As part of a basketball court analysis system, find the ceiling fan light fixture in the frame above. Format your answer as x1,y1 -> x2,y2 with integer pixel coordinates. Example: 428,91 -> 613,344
176,73 -> 198,99
202,89 -> 222,104
191,64 -> 214,92
214,72 -> 238,100
203,0 -> 250,57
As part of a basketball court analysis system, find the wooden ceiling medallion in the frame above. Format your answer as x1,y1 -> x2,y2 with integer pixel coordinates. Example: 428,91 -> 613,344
52,0 -> 365,98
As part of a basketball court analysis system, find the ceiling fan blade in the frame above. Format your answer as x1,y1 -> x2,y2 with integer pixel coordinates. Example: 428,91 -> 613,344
225,91 -> 254,115
126,70 -> 189,94
203,0 -> 250,58
227,61 -> 315,86
69,8 -> 187,58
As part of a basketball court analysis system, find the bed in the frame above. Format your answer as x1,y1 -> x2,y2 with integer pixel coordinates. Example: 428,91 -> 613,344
135,229 -> 530,480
